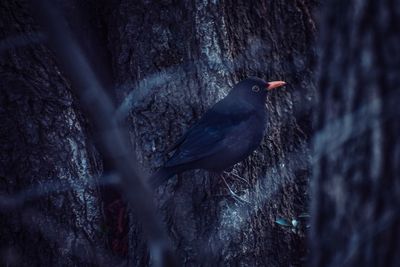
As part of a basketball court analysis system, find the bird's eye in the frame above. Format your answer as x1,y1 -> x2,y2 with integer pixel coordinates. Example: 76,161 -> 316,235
252,85 -> 260,92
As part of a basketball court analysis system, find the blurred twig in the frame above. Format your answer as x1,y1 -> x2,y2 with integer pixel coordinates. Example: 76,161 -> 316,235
0,32 -> 46,54
0,173 -> 119,211
115,38 -> 267,120
30,1 -> 176,266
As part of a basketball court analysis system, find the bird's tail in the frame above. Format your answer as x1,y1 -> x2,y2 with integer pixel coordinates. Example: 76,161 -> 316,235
148,167 -> 175,189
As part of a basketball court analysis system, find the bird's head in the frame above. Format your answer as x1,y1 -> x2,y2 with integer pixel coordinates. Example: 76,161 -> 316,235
230,77 -> 286,105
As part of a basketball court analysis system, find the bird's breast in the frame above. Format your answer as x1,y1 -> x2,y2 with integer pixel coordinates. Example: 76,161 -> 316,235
201,113 -> 266,171
224,115 -> 265,154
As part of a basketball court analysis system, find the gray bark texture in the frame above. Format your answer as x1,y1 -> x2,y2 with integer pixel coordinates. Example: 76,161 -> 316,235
311,0 -> 400,267
0,1 -> 107,266
0,0 -> 317,266
105,0 -> 316,266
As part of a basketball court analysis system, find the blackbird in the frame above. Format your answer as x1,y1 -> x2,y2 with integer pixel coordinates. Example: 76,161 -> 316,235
149,77 -> 286,188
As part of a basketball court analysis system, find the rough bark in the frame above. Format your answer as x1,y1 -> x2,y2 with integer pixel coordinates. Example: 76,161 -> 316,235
106,0 -> 316,266
311,0 -> 400,266
0,1 -> 107,266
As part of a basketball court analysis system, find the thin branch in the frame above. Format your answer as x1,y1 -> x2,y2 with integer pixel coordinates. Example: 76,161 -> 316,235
221,175 -> 251,204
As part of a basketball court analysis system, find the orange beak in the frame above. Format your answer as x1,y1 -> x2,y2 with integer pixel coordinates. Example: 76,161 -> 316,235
266,81 -> 286,90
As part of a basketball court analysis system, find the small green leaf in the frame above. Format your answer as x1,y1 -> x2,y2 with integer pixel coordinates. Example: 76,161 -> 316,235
275,218 -> 291,227
298,213 -> 310,218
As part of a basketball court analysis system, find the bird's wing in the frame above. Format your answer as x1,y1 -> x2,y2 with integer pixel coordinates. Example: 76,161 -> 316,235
165,102 -> 255,167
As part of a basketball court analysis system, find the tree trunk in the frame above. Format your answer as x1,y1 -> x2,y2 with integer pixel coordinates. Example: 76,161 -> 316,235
311,0 -> 400,266
105,0 -> 316,266
1,0 -> 318,265
0,1 -> 108,266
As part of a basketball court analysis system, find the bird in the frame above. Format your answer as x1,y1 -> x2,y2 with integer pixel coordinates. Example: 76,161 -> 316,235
149,77 -> 286,189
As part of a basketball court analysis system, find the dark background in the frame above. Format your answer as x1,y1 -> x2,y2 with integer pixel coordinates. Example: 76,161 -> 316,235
0,0 -> 398,266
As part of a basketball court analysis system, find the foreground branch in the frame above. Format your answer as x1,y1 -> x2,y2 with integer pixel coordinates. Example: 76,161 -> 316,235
30,1 -> 175,266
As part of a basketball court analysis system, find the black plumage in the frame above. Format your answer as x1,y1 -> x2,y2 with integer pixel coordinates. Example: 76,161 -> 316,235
150,77 -> 286,188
